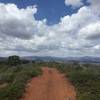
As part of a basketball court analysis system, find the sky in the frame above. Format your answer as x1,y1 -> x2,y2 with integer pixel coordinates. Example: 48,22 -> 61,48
0,0 -> 100,57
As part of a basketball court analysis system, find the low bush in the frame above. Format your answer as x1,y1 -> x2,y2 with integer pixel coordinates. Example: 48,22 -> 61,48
47,62 -> 100,100
0,63 -> 41,100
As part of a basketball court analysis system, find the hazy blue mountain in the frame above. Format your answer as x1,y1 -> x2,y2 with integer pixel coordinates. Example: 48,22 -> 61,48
22,56 -> 100,63
0,56 -> 100,63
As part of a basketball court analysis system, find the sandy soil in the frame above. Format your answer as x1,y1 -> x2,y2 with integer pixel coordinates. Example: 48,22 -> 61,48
0,83 -> 8,89
21,67 -> 76,100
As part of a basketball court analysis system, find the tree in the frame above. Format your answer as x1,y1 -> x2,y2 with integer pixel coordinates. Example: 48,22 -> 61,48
7,55 -> 21,66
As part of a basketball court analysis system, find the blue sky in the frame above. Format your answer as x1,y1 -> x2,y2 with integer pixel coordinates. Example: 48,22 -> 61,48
0,0 -> 82,25
0,0 -> 100,57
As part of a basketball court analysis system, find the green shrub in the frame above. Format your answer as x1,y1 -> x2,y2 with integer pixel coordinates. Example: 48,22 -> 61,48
7,55 -> 21,66
0,63 -> 41,100
47,62 -> 100,100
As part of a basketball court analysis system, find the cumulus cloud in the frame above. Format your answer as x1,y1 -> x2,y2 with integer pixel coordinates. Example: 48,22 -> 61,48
78,22 -> 100,40
0,1 -> 100,57
88,0 -> 100,14
0,3 -> 38,39
65,0 -> 83,7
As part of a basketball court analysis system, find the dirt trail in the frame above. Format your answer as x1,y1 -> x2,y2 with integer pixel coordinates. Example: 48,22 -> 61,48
22,67 -> 76,100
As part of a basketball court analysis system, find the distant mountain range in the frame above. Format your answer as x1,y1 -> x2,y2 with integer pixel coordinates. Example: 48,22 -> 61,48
22,56 -> 100,63
0,56 -> 100,63
0,57 -> 7,61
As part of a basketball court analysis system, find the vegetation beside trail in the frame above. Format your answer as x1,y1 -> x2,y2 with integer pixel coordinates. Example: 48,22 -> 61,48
46,62 -> 100,100
0,55 -> 100,100
0,56 -> 41,100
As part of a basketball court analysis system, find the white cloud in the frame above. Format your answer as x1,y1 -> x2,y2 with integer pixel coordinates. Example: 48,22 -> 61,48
0,3 -> 39,39
94,45 -> 100,50
88,0 -> 100,14
0,2 -> 100,57
65,0 -> 83,7
78,22 -> 100,40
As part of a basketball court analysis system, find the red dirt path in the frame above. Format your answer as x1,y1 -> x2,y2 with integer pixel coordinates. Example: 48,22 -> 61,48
21,67 -> 76,100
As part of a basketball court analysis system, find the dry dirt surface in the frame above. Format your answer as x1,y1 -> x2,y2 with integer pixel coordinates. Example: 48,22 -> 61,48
21,67 -> 76,100
0,83 -> 8,89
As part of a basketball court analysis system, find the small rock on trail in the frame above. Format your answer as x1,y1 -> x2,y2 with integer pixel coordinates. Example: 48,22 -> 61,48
21,67 -> 76,100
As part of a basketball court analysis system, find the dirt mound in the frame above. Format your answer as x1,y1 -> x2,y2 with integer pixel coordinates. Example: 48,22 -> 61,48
21,67 -> 76,100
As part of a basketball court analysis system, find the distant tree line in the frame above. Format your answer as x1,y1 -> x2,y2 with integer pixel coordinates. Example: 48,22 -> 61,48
0,55 -> 30,66
7,55 -> 31,66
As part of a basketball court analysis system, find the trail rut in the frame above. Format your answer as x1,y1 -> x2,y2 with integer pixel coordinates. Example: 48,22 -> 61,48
21,67 -> 76,100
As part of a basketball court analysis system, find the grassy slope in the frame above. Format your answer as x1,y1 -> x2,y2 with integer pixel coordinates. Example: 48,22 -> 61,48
46,62 -> 100,100
0,63 -> 41,100
0,61 -> 100,100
